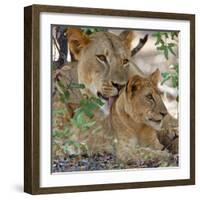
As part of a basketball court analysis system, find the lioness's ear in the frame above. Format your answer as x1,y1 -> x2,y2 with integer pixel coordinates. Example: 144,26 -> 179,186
67,28 -> 90,60
119,31 -> 135,50
150,69 -> 160,85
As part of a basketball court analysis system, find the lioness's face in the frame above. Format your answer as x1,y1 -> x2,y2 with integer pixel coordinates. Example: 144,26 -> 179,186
125,69 -> 167,130
67,28 -> 135,111
79,32 -> 131,101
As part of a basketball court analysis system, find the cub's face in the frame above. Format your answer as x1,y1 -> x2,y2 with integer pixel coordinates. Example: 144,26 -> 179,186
67,28 -> 135,112
125,69 -> 168,130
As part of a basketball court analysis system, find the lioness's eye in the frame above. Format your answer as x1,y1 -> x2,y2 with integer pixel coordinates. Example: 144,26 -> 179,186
96,55 -> 107,62
123,59 -> 129,65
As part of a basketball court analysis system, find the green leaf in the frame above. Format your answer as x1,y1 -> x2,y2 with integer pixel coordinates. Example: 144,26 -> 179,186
63,145 -> 69,153
163,33 -> 169,38
64,90 -> 70,99
81,121 -> 96,129
161,72 -> 170,78
168,46 -> 176,56
52,130 -> 65,138
171,74 -> 178,88
59,93 -> 66,103
164,47 -> 169,59
168,43 -> 176,47
73,108 -> 84,122
155,39 -> 160,45
174,64 -> 179,73
161,74 -> 171,85
57,80 -> 66,91
91,97 -> 104,106
63,128 -> 73,137
171,32 -> 178,40
83,108 -> 94,118
80,99 -> 98,110
76,112 -> 85,126
53,109 -> 66,116
152,32 -> 161,38
68,83 -> 85,89
159,39 -> 165,45
152,32 -> 162,45
82,27 -> 105,35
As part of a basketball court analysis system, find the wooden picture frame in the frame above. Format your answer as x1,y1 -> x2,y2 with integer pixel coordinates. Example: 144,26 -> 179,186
24,4 -> 195,194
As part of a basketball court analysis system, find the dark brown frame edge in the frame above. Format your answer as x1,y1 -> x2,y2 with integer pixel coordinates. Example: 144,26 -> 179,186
24,4 -> 195,195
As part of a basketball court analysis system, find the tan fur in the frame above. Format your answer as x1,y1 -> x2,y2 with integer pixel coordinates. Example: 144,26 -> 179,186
67,28 -> 142,108
111,70 -> 168,162
67,28 -> 90,60
53,30 -> 178,162
53,67 -> 178,161
157,114 -> 178,154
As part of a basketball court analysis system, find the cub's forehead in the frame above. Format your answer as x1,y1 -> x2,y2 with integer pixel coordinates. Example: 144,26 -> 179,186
138,80 -> 158,91
143,82 -> 160,94
90,32 -> 130,56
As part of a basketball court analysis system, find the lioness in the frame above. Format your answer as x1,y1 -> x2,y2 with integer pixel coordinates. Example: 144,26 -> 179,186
111,69 -> 169,162
67,28 -> 147,114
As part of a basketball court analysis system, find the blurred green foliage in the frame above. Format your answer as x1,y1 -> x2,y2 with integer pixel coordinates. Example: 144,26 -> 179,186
53,77 -> 104,155
153,32 -> 179,100
152,32 -> 178,60
71,97 -> 104,131
82,27 -> 106,35
56,80 -> 85,104
161,64 -> 179,88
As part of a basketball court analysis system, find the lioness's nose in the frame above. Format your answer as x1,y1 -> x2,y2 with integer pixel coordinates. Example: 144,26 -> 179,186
111,82 -> 125,92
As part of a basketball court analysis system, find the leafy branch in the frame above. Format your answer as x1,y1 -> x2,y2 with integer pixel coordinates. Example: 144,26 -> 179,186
152,32 -> 178,60
82,27 -> 106,35
53,77 -> 104,155
71,97 -> 104,130
56,79 -> 85,104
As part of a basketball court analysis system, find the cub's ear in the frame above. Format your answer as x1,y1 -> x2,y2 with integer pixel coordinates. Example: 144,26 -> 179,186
126,75 -> 142,96
150,68 -> 160,86
119,31 -> 136,50
66,28 -> 90,60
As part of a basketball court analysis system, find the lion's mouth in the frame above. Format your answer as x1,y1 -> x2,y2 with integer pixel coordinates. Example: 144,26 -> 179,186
148,118 -> 162,124
147,118 -> 163,131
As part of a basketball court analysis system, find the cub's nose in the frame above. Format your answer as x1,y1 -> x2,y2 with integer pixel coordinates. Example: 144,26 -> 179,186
160,111 -> 167,118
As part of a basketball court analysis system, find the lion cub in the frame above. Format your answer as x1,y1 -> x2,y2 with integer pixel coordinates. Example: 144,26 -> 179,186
111,69 -> 168,162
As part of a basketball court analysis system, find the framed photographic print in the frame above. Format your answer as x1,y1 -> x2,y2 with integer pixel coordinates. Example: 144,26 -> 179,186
24,4 -> 195,194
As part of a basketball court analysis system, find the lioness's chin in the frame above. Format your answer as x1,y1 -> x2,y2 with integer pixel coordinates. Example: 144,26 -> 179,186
146,119 -> 163,131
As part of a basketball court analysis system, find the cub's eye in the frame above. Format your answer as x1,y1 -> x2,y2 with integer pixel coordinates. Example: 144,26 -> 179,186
96,55 -> 107,62
123,59 -> 129,65
146,94 -> 153,100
